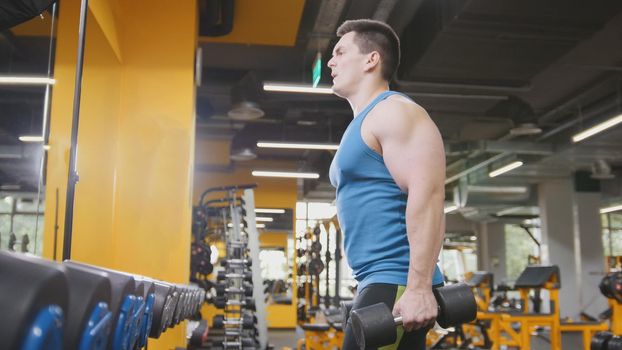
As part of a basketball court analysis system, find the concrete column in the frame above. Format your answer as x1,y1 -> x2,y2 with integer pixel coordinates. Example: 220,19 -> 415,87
478,222 -> 507,283
573,190 -> 608,317
539,178 -> 579,318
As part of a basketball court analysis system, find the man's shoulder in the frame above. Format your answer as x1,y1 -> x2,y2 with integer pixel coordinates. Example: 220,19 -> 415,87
368,94 -> 431,134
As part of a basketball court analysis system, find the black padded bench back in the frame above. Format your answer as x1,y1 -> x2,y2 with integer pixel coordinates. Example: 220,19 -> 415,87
515,265 -> 560,289
466,271 -> 494,292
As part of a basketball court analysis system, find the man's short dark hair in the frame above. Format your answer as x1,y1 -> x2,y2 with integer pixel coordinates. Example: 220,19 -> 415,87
336,19 -> 400,81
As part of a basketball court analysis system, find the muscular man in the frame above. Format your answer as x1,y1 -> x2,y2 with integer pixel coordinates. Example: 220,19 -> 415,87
327,19 -> 446,349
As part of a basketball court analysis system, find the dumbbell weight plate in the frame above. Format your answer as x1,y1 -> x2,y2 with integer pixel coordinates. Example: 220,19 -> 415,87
308,258 -> 324,275
434,282 -> 477,328
608,335 -> 622,350
340,300 -> 353,326
149,282 -> 173,338
311,241 -> 322,253
591,331 -> 613,350
213,314 -> 225,329
351,302 -> 396,349
296,248 -> 305,258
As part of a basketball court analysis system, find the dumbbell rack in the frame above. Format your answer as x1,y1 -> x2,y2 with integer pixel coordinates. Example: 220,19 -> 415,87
0,250 -> 206,350
197,185 -> 268,349
296,225 -> 324,323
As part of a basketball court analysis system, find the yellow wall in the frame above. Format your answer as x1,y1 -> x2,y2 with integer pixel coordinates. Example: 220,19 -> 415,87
43,0 -> 196,348
199,0 -> 305,46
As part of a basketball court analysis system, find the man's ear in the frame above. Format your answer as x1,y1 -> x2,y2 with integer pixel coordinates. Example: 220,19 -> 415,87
364,51 -> 381,73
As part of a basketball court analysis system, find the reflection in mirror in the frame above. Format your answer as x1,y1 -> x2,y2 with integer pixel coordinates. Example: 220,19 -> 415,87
0,5 -> 58,255
260,248 -> 292,305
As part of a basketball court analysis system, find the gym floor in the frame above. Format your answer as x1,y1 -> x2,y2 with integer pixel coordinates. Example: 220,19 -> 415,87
267,329 -> 303,350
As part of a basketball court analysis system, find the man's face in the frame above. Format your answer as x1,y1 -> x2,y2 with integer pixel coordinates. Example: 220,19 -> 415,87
327,32 -> 368,98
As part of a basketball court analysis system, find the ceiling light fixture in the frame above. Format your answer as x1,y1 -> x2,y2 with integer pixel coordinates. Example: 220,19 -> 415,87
601,204 -> 622,214
19,135 -> 44,142
252,170 -> 320,179
257,141 -> 339,151
468,185 -> 528,194
230,148 -> 257,161
263,82 -> 333,94
0,76 -> 55,85
255,217 -> 274,222
255,208 -> 286,214
572,113 -> 622,143
489,161 -> 523,178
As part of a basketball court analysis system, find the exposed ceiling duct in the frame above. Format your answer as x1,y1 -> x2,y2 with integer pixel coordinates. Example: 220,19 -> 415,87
591,159 -> 615,180
0,0 -> 56,31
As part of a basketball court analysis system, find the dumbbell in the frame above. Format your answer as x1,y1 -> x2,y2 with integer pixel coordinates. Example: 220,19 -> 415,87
207,336 -> 257,348
62,262 -> 113,350
148,282 -> 175,339
186,288 -> 200,318
195,288 -> 206,313
213,314 -> 254,329
66,262 -> 147,350
187,288 -> 201,316
340,300 -> 353,325
179,288 -> 193,323
216,282 -> 253,297
227,240 -> 248,247
0,251 -> 68,350
188,320 -> 209,347
600,272 -> 622,303
126,282 -> 145,350
310,241 -> 322,253
606,335 -> 622,350
64,261 -> 139,350
350,283 -> 477,349
170,287 -> 187,326
135,279 -> 156,349
221,258 -> 252,268
213,296 -> 256,310
591,331 -> 613,350
162,288 -> 180,330
308,258 -> 325,275
217,271 -> 253,282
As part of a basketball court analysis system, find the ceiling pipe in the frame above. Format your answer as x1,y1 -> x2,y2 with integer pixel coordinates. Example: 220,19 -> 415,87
445,79 -> 619,185
395,79 -> 531,93
537,76 -> 619,124
536,96 -> 620,141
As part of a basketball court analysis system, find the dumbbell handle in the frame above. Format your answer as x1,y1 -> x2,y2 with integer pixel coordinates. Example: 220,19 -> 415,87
393,305 -> 442,326
221,319 -> 245,325
227,259 -> 250,264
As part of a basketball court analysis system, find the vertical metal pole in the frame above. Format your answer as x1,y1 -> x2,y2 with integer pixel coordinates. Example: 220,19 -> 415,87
34,2 -> 58,255
324,224 -> 331,308
334,228 -> 342,305
63,0 -> 89,260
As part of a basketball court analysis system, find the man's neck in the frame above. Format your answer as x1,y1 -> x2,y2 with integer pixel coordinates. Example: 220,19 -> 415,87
347,81 -> 390,117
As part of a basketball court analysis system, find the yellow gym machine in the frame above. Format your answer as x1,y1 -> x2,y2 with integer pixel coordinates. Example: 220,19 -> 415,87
466,266 -> 607,350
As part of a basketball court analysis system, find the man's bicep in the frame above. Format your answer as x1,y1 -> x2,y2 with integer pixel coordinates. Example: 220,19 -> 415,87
383,118 -> 446,196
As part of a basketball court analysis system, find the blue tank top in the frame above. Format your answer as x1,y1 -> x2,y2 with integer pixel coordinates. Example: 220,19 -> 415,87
329,90 -> 444,291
